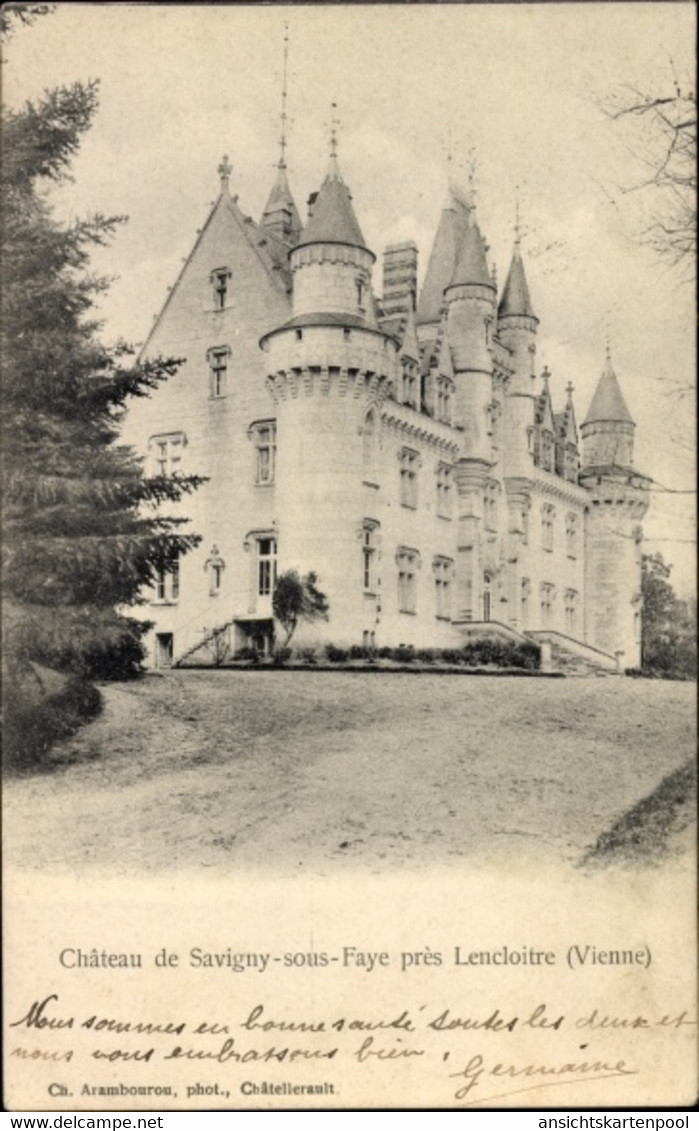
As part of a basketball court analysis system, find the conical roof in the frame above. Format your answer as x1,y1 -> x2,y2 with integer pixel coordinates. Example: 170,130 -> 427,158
295,162 -> 368,251
417,187 -> 472,323
498,244 -> 536,318
449,220 -> 493,288
583,354 -> 634,426
261,164 -> 302,237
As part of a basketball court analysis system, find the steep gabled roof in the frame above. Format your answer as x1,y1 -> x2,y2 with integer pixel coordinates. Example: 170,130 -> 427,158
583,352 -> 634,426
141,187 -> 291,355
498,243 -> 536,319
417,187 -> 472,324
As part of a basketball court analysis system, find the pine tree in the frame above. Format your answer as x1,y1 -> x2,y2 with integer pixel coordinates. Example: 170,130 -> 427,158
1,77 -> 205,757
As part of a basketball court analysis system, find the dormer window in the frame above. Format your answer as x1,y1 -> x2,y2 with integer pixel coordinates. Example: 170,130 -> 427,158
211,267 -> 231,310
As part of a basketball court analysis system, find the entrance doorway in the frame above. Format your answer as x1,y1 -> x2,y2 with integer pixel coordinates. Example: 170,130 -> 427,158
155,633 -> 174,668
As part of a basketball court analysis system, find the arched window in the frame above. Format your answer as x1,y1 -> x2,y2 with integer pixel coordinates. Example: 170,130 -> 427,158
483,574 -> 492,622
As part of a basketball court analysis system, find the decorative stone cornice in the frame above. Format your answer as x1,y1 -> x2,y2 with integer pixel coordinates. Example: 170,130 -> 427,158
266,367 -> 395,406
381,403 -> 459,456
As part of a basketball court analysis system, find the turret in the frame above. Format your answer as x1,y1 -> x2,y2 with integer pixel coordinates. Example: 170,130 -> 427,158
288,148 -> 376,323
497,237 -> 538,393
579,348 -> 650,666
444,216 -> 496,456
260,126 -> 398,644
498,231 -> 539,475
581,346 -> 635,468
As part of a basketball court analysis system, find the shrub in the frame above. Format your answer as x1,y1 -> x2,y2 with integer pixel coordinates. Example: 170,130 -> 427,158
234,646 -> 260,664
298,647 -> 317,664
325,644 -> 349,663
272,646 -> 292,666
349,644 -> 365,660
392,644 -> 415,663
377,646 -> 393,659
461,638 -> 540,669
3,673 -> 102,774
440,648 -> 464,665
415,648 -> 436,664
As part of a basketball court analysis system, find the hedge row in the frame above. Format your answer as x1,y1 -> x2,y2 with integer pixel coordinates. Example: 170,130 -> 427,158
231,639 -> 540,670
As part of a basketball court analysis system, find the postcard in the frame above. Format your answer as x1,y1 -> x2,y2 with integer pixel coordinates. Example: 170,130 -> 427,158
2,2 -> 696,1111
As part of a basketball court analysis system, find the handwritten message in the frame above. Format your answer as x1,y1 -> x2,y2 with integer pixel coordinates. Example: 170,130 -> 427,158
8,990 -> 694,1108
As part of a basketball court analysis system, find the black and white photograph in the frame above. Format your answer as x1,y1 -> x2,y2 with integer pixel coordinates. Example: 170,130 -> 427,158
2,2 -> 696,1113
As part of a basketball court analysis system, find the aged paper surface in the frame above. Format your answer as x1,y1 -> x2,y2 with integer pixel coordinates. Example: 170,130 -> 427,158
2,1 -> 697,1112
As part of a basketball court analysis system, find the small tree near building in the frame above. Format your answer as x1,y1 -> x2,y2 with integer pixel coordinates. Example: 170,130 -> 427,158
640,553 -> 696,679
272,571 -> 329,647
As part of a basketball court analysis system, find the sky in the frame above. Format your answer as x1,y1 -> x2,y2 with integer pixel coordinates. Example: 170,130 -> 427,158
3,2 -> 696,593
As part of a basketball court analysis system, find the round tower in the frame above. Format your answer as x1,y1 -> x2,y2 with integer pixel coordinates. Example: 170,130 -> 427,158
260,143 -> 398,644
579,349 -> 650,666
443,216 -> 497,622
445,217 -> 496,463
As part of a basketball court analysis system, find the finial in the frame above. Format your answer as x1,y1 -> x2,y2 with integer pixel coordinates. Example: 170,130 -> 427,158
327,100 -> 341,180
446,123 -> 454,184
514,191 -> 521,246
467,147 -> 478,204
566,380 -> 575,401
218,155 -> 232,193
542,365 -> 551,387
278,24 -> 290,170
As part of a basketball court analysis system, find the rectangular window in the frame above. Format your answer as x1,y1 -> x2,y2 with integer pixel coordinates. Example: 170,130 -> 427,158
436,379 -> 453,424
362,523 -> 378,592
521,578 -> 530,628
484,482 -> 498,532
257,537 -> 277,597
400,448 -> 419,509
402,365 -> 418,408
149,432 -> 186,477
433,556 -> 453,619
540,582 -> 554,626
208,346 -> 230,398
154,554 -> 180,603
564,589 -> 578,635
397,547 -> 418,614
566,513 -> 578,559
436,463 -> 453,519
541,504 -> 555,551
253,422 -> 276,484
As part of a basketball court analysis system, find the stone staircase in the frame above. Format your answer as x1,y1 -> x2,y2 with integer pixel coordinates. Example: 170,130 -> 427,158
526,630 -> 619,677
173,618 -> 236,667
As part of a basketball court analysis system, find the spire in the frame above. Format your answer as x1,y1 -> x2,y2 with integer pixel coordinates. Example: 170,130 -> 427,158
217,154 -> 232,195
583,346 -> 634,426
448,218 -> 494,289
498,204 -> 536,319
278,24 -> 289,171
295,107 -> 369,251
260,29 -> 301,243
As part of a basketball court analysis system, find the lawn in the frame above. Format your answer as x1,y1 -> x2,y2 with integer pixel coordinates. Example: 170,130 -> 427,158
3,671 -> 696,876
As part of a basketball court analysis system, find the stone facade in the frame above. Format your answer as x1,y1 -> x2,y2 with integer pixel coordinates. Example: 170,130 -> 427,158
126,146 -> 650,669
